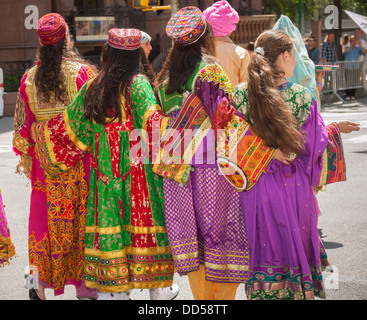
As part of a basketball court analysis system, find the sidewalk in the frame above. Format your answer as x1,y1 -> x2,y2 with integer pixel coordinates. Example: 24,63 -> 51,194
320,88 -> 367,112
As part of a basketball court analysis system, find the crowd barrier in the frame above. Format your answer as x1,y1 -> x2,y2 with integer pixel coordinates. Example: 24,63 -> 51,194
322,60 -> 367,103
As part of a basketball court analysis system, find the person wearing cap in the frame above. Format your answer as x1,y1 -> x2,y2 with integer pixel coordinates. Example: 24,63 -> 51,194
140,31 -> 156,87
154,6 -> 275,300
12,13 -> 97,300
31,27 -> 187,300
202,0 -> 250,86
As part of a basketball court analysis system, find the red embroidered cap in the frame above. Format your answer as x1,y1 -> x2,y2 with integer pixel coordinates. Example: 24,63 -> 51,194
37,13 -> 67,46
166,6 -> 206,46
107,28 -> 142,50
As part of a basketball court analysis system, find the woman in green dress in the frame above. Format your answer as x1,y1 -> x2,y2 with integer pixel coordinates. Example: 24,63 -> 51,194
31,28 -> 179,300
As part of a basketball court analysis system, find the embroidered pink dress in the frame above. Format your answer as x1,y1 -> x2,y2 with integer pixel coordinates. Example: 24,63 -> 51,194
12,60 -> 97,296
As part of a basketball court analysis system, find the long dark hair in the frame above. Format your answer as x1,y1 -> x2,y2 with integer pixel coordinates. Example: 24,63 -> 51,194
156,23 -> 216,94
247,30 -> 304,155
34,37 -> 96,104
83,43 -> 146,125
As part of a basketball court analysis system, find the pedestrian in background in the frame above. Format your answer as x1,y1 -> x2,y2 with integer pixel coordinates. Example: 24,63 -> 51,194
12,13 -> 97,300
321,31 -> 338,64
341,33 -> 350,53
343,35 -> 367,101
202,0 -> 251,86
306,34 -> 320,65
354,29 -> 367,61
321,31 -> 338,90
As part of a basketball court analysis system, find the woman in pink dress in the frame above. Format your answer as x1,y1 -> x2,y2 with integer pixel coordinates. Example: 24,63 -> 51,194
12,13 -> 97,300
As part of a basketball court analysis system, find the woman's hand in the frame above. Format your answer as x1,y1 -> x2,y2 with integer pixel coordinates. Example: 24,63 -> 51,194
273,149 -> 295,165
183,91 -> 191,101
338,121 -> 360,133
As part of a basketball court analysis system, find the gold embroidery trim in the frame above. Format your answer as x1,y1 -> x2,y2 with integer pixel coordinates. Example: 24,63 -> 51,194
86,225 -> 121,235
143,104 -> 161,131
63,110 -> 92,152
44,122 -> 68,171
319,149 -> 328,186
205,261 -> 249,271
182,117 -> 212,164
86,225 -> 166,234
25,62 -> 81,122
87,280 -> 174,292
85,246 -> 171,258
173,251 -> 198,260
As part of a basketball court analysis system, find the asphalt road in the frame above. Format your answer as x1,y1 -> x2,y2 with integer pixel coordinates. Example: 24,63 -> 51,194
0,92 -> 366,300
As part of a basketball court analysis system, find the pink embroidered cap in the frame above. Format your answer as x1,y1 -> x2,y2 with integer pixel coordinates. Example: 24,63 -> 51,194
107,28 -> 142,50
37,13 -> 67,46
202,0 -> 239,37
166,6 -> 206,46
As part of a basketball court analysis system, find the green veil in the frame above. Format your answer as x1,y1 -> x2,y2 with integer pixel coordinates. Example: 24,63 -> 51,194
272,15 -> 319,105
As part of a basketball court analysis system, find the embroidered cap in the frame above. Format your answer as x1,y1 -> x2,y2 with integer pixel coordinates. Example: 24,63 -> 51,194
107,28 -> 142,50
166,6 -> 206,46
37,13 -> 67,46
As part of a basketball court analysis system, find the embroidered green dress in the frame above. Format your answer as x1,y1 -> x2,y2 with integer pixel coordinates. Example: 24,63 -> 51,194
32,74 -> 175,293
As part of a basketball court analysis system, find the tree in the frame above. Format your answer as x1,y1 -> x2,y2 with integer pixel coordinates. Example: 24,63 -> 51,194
262,0 -> 318,28
262,0 -> 367,26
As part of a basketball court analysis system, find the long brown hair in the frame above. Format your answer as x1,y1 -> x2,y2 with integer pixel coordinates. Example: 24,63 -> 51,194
156,23 -> 216,94
83,43 -> 147,125
34,37 -> 97,103
247,30 -> 304,155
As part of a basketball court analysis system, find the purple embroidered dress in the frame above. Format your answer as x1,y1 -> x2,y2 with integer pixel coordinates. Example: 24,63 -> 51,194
233,82 -> 333,299
155,61 -> 259,283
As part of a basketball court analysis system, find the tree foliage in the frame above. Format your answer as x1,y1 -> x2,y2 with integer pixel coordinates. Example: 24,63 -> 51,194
262,0 -> 367,22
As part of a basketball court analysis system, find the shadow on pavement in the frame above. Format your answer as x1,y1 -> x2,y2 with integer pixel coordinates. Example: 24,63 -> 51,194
0,117 -> 14,135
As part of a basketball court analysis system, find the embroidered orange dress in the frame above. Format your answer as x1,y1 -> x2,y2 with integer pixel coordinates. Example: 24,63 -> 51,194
12,60 -> 95,295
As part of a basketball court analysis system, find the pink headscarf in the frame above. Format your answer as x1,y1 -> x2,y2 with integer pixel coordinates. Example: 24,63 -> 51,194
202,0 -> 239,37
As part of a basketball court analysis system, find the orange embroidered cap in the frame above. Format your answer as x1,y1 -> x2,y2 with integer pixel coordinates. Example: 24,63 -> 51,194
107,28 -> 142,50
37,13 -> 67,46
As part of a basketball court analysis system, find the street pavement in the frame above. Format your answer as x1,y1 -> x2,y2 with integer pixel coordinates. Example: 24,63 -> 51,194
0,90 -> 366,300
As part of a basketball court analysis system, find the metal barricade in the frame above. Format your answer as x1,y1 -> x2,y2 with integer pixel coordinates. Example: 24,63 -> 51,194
321,60 -> 367,103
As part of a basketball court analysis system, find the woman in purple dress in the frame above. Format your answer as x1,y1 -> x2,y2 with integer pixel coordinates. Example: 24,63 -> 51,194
153,6 -> 276,300
230,30 -> 359,300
